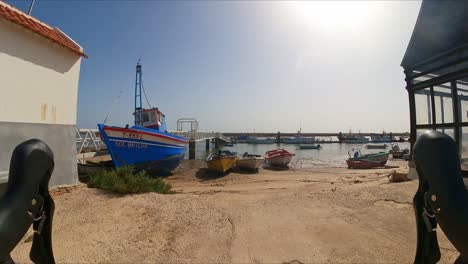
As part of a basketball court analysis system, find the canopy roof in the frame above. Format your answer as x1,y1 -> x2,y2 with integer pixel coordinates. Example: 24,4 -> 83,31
401,1 -> 468,70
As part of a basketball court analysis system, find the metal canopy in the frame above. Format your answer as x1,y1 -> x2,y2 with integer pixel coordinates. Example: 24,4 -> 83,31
402,0 -> 468,173
401,1 -> 468,70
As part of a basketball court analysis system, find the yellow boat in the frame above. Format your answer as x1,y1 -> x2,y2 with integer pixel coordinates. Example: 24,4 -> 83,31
206,151 -> 238,173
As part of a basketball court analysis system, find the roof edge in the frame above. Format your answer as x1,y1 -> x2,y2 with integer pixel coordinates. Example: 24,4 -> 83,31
401,1 -> 425,69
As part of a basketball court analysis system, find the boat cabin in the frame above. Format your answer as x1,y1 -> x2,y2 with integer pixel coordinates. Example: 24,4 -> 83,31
133,107 -> 167,132
402,1 -> 468,173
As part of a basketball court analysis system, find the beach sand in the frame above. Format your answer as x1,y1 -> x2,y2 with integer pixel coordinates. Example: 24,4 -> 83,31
12,160 -> 458,263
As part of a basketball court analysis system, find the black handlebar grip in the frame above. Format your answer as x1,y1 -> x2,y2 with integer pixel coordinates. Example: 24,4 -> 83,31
0,139 -> 54,264
414,130 -> 468,262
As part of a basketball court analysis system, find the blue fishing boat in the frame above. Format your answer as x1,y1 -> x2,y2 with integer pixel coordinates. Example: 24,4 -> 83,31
98,62 -> 188,173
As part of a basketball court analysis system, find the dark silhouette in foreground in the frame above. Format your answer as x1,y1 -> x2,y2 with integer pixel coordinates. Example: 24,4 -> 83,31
413,130 -> 468,264
0,139 -> 55,264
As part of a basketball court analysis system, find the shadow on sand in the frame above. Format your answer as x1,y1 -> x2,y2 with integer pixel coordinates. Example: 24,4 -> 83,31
195,168 -> 228,181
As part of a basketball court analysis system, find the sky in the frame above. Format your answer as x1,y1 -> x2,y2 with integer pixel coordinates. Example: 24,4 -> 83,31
11,0 -> 422,133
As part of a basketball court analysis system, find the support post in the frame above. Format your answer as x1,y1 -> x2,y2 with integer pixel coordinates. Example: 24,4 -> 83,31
277,132 -> 281,144
189,139 -> 196,160
205,139 -> 210,152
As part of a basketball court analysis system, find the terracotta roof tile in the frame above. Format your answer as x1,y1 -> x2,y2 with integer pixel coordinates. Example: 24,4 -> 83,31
0,1 -> 87,58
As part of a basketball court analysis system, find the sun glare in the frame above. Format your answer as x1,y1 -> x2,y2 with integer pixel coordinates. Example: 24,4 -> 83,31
288,1 -> 374,32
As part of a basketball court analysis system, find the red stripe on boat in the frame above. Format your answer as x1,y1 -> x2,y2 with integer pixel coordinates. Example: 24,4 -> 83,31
104,126 -> 188,143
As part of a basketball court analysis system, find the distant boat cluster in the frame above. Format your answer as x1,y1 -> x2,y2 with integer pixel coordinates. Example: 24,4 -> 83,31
233,131 -> 407,145
236,135 -> 315,144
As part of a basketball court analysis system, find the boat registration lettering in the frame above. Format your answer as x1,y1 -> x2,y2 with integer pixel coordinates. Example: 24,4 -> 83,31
115,141 -> 126,147
127,142 -> 147,148
114,140 -> 147,148
122,132 -> 143,140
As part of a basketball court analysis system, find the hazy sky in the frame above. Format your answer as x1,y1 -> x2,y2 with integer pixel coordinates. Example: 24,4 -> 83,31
12,1 -> 421,133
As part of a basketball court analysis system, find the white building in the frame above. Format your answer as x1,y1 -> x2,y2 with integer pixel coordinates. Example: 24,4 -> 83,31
0,1 -> 87,188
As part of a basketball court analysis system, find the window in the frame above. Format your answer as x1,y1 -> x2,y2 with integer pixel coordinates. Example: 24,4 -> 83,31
461,127 -> 468,171
457,81 -> 468,123
433,83 -> 453,124
415,88 -> 432,125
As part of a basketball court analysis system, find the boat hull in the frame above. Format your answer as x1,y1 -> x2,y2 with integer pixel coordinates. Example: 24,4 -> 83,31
206,157 -> 238,173
266,155 -> 293,167
299,144 -> 321,149
265,149 -> 295,167
98,124 -> 187,173
366,144 -> 388,149
346,159 -> 385,169
236,158 -> 264,170
356,152 -> 389,163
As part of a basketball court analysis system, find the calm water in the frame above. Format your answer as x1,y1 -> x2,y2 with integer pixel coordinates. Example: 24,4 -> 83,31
185,141 -> 410,167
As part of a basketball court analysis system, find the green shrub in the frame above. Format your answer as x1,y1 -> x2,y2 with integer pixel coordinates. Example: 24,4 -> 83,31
88,166 -> 172,194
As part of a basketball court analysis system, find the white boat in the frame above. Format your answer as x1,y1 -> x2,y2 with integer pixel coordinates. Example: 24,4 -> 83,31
282,136 -> 315,144
366,143 -> 388,149
265,149 -> 295,167
236,153 -> 264,171
341,135 -> 369,143
370,132 -> 392,143
246,136 -> 275,144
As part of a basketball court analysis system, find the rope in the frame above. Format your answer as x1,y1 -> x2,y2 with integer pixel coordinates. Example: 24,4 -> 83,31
141,80 -> 152,108
102,90 -> 124,124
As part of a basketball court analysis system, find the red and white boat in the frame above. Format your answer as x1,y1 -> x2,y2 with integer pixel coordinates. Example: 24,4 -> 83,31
265,149 -> 295,167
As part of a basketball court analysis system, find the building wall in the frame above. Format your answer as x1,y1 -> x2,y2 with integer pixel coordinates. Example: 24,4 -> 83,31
0,18 -> 82,187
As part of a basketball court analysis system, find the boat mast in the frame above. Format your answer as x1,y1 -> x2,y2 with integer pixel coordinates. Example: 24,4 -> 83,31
135,61 -> 143,126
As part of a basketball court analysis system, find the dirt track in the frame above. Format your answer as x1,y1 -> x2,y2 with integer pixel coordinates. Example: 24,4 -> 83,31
12,160 -> 458,263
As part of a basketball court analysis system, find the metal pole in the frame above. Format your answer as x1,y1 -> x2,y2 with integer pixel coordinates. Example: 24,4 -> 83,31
28,0 -> 36,15
189,139 -> 196,160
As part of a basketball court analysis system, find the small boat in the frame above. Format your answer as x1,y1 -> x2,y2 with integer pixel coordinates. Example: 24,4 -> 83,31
390,144 -> 409,159
236,152 -> 264,171
223,143 -> 234,147
346,159 -> 386,169
246,137 -> 275,144
299,144 -> 322,150
339,130 -> 369,143
265,149 -> 295,167
206,150 -> 238,173
98,62 -> 187,173
366,143 -> 388,149
348,149 -> 389,164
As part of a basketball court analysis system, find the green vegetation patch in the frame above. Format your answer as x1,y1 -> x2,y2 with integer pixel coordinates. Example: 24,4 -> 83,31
87,166 -> 172,194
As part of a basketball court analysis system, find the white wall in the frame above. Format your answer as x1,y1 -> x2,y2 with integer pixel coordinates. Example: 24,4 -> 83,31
0,18 -> 82,125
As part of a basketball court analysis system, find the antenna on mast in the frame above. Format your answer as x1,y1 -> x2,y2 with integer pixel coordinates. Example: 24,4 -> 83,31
28,0 -> 36,15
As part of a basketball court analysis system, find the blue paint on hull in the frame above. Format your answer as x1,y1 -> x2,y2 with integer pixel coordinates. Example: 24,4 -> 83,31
98,124 -> 187,173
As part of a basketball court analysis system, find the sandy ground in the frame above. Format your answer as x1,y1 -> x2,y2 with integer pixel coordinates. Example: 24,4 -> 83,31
12,159 -> 459,263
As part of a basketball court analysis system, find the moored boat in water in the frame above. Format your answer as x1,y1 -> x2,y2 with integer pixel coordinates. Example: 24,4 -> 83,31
206,150 -> 238,173
370,132 -> 392,143
265,149 -> 295,167
236,152 -> 264,171
366,143 -> 388,149
98,62 -> 187,173
299,144 -> 322,149
339,130 -> 369,143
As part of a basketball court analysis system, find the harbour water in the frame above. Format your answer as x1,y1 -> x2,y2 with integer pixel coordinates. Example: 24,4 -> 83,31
186,141 -> 410,167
